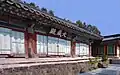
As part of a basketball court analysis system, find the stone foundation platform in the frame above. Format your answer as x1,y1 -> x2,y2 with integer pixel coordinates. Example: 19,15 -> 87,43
0,57 -> 95,75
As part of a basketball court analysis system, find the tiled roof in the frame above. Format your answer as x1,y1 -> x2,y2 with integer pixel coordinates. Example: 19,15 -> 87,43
103,34 -> 120,41
104,34 -> 120,38
0,0 -> 102,39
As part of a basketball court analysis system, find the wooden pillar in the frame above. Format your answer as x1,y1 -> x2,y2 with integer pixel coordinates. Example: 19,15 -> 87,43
104,45 -> 107,55
71,40 -> 76,57
115,44 -> 117,56
25,29 -> 29,58
25,28 -> 37,58
115,44 -> 120,57
89,43 -> 91,57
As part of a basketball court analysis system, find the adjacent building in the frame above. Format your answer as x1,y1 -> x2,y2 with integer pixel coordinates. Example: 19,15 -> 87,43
93,34 -> 120,58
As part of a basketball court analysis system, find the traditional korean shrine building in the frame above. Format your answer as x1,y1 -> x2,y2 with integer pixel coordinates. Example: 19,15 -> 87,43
0,0 -> 102,58
93,34 -> 120,58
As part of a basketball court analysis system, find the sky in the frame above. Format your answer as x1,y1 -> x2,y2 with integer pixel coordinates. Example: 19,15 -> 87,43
24,0 -> 120,36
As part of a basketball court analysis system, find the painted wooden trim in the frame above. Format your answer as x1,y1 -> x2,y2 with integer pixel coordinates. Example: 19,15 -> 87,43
0,21 -> 25,32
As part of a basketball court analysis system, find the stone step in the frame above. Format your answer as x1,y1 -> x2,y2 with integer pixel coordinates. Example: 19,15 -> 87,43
0,59 -> 90,69
0,57 -> 94,65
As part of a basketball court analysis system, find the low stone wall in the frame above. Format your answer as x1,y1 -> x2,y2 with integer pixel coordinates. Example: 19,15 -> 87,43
0,61 -> 93,75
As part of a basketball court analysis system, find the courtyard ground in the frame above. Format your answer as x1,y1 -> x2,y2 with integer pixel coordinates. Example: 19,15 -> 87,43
80,64 -> 120,75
